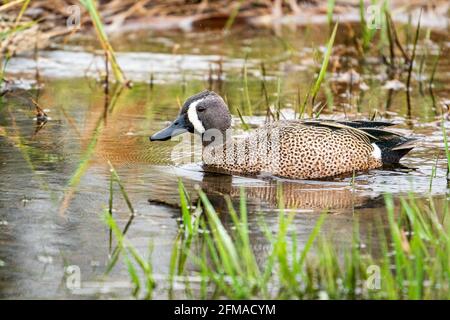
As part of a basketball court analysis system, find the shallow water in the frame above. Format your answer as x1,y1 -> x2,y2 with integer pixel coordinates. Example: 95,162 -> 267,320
0,25 -> 449,299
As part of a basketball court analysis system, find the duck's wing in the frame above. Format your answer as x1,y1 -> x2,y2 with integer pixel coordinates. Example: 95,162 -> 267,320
333,120 -> 395,128
297,119 -> 416,164
298,119 -> 380,140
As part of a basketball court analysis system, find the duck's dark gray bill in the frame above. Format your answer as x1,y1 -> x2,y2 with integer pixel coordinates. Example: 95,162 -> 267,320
149,115 -> 187,141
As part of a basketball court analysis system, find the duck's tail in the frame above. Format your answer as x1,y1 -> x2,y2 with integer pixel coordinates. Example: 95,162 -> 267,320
305,120 -> 416,164
358,127 -> 417,164
336,121 -> 416,164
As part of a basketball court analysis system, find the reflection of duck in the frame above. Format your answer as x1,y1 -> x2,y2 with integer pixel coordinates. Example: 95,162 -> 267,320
165,172 -> 389,277
147,169 -> 384,214
199,173 -> 383,213
150,91 -> 416,180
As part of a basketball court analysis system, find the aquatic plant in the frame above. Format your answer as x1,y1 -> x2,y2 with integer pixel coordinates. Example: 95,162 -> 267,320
79,0 -> 127,85
0,0 -> 32,75
384,10 -> 410,64
405,10 -> 422,114
105,211 -> 154,299
223,0 -> 244,34
59,85 -> 124,216
105,174 -> 450,300
0,56 -> 10,85
428,51 -> 440,107
104,162 -> 153,299
242,55 -> 253,116
236,107 -> 250,131
443,124 -> 450,181
326,0 -> 336,27
359,0 -> 377,52
305,22 -> 338,111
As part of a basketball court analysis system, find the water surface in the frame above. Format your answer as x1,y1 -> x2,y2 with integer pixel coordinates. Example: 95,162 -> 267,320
0,25 -> 449,299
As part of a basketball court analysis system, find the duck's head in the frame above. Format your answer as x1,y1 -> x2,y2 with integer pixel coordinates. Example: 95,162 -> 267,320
150,90 -> 231,142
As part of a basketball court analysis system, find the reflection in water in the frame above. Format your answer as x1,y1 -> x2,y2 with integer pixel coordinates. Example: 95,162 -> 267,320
200,172 -> 384,212
0,76 -> 448,299
178,172 -> 388,277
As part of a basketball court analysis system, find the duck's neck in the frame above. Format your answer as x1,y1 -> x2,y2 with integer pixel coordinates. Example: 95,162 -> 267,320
201,128 -> 231,149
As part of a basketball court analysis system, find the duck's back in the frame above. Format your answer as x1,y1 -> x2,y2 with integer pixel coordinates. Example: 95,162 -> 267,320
273,121 -> 380,179
203,120 -> 414,179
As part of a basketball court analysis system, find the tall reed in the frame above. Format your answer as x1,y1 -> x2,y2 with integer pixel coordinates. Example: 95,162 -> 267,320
79,0 -> 128,85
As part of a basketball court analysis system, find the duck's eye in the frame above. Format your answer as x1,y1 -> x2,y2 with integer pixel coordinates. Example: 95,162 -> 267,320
197,105 -> 206,112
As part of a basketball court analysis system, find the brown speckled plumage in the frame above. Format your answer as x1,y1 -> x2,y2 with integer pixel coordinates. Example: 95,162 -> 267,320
150,91 -> 415,180
203,120 -> 383,179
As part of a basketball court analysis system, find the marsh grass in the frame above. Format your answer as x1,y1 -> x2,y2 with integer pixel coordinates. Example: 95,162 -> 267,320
1,0 -> 31,41
299,22 -> 337,117
443,124 -> 450,181
310,22 -> 338,108
406,10 -> 422,114
260,63 -> 276,121
428,51 -> 440,111
59,84 -> 124,216
105,175 -> 449,300
242,55 -> 253,116
223,0 -> 243,34
103,162 -> 153,298
384,11 -> 410,64
0,56 -> 10,85
358,0 -> 377,52
0,0 -> 33,72
236,107 -> 250,131
105,212 -> 154,299
79,0 -> 127,85
275,77 -> 282,120
326,0 -> 336,28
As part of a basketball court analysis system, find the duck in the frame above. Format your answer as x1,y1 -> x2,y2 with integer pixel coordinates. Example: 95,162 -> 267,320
150,90 -> 415,180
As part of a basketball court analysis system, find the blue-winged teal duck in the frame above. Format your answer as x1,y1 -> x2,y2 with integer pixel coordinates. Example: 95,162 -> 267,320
150,90 -> 415,180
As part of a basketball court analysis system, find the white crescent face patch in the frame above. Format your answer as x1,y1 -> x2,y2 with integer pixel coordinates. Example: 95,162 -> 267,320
187,99 -> 206,134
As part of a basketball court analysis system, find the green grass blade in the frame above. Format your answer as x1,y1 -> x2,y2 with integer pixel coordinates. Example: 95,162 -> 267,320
79,0 -> 127,84
311,22 -> 338,106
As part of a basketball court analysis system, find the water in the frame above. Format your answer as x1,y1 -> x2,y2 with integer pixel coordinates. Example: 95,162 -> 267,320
0,25 -> 449,299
